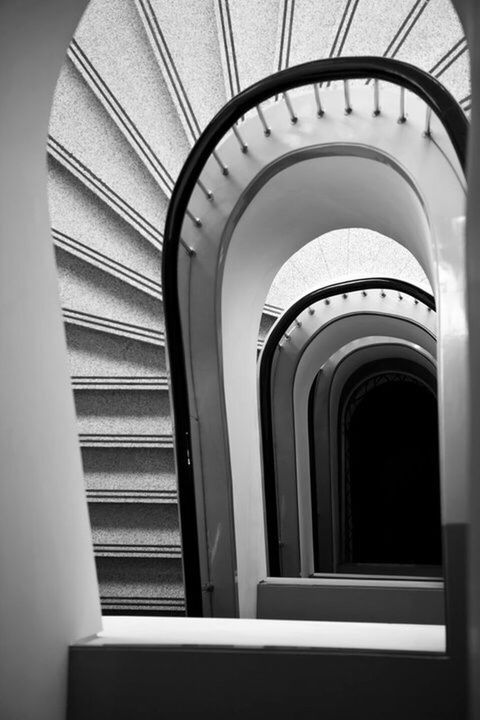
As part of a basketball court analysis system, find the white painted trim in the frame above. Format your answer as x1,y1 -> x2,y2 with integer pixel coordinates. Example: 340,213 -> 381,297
84,616 -> 446,653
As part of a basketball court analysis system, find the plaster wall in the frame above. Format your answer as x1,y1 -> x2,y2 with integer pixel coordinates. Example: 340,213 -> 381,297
220,146 -> 462,617
0,2 -> 102,719
268,301 -> 436,575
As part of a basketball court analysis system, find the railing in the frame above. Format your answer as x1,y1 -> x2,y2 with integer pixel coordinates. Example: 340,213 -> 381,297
259,278 -> 436,576
162,57 -> 467,615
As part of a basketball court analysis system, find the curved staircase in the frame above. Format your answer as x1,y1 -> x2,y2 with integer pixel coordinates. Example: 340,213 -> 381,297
48,0 -> 469,615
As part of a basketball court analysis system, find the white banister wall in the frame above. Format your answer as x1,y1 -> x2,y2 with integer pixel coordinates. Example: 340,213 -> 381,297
174,77 -> 466,619
455,0 -> 480,716
220,148 -> 463,618
0,2 -> 102,720
264,293 -> 437,577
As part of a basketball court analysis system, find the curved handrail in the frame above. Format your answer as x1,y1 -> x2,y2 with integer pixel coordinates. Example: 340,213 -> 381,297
162,57 -> 466,614
259,278 -> 435,575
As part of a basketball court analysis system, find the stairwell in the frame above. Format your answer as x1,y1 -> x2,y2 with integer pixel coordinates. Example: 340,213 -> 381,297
48,0 -> 469,617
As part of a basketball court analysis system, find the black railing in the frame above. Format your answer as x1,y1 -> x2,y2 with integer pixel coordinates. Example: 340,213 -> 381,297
162,57 -> 467,615
259,278 -> 436,575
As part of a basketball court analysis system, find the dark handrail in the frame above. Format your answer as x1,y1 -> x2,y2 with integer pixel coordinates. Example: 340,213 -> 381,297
259,278 -> 435,575
162,57 -> 466,614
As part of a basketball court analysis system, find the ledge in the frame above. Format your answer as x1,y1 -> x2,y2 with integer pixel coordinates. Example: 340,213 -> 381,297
74,616 -> 446,653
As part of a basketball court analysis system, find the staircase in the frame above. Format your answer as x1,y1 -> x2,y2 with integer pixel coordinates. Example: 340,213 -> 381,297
48,0 -> 469,615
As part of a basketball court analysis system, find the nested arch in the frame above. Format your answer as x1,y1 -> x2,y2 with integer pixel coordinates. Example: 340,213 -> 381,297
336,357 -> 441,571
219,144 -> 462,618
221,150 -> 441,613
260,279 -> 437,578
308,336 -> 440,575
309,339 -> 438,575
2,0 -> 474,715
164,59 -> 467,631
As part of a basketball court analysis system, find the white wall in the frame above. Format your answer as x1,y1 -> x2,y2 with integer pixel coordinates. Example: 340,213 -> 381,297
221,150 -> 460,617
458,0 -> 480,716
175,77 -> 466,618
0,2 -> 102,719
264,291 -> 437,576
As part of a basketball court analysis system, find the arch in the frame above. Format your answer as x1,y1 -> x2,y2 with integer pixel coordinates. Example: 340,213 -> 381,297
165,61 -> 466,624
334,358 -> 440,572
260,279 -> 437,577
309,339 -> 437,575
1,1 -> 475,716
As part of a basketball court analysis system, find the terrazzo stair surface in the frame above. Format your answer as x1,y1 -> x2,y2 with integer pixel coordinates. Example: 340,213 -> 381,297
50,69 -> 167,249
89,502 -> 181,557
97,557 -> 185,614
49,0 -> 470,615
65,324 -> 165,378
56,248 -> 163,331
136,0 -> 228,140
48,161 -> 162,280
82,446 -> 177,503
73,0 -> 191,185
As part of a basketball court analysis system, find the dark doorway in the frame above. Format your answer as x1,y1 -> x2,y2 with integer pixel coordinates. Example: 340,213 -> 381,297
340,361 -> 442,572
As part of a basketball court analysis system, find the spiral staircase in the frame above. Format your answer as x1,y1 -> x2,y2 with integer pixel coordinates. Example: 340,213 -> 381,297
48,0 -> 469,618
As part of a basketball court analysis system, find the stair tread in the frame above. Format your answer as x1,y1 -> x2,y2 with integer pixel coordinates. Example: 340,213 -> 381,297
50,63 -> 167,237
74,0 -> 190,182
141,0 -> 227,135
48,162 -> 162,281
56,247 -> 163,333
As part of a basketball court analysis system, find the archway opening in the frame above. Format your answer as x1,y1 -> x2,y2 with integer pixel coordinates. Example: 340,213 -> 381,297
339,362 -> 442,574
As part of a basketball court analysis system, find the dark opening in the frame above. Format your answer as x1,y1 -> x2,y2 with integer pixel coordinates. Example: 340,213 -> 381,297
341,363 -> 442,570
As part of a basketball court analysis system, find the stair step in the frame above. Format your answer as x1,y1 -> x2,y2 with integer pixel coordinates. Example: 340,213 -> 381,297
95,556 -> 184,614
79,434 -> 173,448
48,160 -> 162,279
215,0 -> 280,96
87,489 -> 177,504
49,62 -> 167,245
48,139 -> 163,251
82,446 -> 176,500
94,546 -> 181,558
329,0 -> 412,64
432,43 -> 469,101
74,388 -> 172,437
274,0 -> 341,70
73,376 -> 168,390
53,229 -> 161,301
270,0 -> 468,106
63,308 -> 164,346
89,502 -> 181,558
136,0 -> 227,140
72,0 -> 190,184
66,324 -> 165,378
99,596 -> 185,614
395,0 -> 466,97
259,311 -> 278,340
56,247 -> 163,335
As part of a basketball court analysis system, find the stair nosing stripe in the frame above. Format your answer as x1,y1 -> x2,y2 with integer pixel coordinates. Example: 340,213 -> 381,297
387,0 -> 430,60
53,229 -> 162,299
139,0 -> 201,141
68,40 -> 176,194
48,136 -> 163,248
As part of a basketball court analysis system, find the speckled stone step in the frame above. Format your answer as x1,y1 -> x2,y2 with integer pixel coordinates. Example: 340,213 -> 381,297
56,247 -> 163,335
50,62 -> 168,247
96,556 -> 184,614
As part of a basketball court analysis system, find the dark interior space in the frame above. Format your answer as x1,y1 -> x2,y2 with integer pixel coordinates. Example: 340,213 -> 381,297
342,369 -> 442,568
